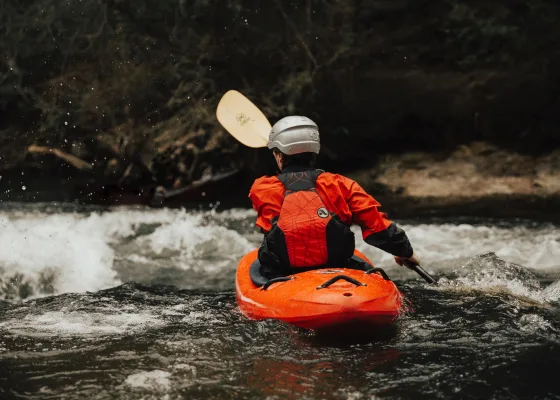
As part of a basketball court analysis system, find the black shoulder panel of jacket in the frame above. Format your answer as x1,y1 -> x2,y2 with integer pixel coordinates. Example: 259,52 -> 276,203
364,222 -> 413,258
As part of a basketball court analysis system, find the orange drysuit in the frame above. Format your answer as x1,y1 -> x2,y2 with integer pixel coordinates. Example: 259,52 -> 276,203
249,165 -> 413,270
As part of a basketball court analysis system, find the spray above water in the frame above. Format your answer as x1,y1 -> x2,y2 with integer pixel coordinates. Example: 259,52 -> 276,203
0,213 -> 118,300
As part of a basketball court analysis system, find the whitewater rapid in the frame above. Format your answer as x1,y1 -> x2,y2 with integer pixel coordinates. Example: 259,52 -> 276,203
0,204 -> 558,303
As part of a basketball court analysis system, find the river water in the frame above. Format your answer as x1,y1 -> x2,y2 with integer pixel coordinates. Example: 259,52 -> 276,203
0,202 -> 559,399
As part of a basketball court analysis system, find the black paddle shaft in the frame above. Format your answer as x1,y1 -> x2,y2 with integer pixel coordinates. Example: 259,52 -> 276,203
403,261 -> 437,284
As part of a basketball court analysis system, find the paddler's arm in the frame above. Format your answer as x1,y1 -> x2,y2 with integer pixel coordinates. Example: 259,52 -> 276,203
364,223 -> 414,258
340,176 -> 420,265
248,176 -> 283,234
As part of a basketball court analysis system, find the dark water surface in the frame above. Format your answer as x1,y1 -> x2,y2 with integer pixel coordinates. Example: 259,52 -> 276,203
0,203 -> 559,399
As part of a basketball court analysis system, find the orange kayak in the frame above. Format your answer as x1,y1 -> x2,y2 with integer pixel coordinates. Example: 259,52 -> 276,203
235,249 -> 404,333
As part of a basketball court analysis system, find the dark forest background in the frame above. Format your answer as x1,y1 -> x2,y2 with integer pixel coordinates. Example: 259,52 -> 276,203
1,0 -> 559,207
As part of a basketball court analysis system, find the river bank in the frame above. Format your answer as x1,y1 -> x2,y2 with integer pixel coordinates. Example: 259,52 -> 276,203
1,141 -> 559,222
348,141 -> 560,222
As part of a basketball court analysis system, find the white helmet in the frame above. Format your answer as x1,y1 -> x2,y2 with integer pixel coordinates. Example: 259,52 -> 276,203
267,116 -> 320,155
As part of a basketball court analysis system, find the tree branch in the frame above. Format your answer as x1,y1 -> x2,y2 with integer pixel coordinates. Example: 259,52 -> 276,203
274,0 -> 318,70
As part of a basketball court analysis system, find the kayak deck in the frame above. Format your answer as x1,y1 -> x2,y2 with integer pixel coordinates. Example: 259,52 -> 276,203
235,249 -> 403,333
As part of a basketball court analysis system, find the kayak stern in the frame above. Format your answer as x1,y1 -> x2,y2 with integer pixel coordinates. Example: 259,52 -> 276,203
235,250 -> 404,333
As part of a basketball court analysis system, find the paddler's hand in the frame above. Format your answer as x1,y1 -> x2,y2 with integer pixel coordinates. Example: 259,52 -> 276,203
394,252 -> 421,267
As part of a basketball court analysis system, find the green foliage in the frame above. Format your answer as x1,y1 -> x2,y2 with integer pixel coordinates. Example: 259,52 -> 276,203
0,0 -> 559,170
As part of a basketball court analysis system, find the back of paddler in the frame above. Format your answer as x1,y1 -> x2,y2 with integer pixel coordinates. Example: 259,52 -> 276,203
248,116 -> 421,276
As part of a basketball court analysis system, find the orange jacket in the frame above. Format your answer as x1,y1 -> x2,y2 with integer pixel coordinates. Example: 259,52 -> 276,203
249,166 -> 414,259
250,170 -> 392,241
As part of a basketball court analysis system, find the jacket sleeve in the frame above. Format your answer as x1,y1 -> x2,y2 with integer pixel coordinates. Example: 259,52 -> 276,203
340,176 -> 414,258
364,222 -> 413,258
248,177 -> 281,233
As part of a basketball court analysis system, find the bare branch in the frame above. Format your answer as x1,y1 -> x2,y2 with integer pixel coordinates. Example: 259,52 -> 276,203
273,0 -> 318,70
28,145 -> 93,170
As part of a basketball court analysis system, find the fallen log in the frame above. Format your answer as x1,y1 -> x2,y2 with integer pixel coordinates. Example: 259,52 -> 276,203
27,145 -> 93,170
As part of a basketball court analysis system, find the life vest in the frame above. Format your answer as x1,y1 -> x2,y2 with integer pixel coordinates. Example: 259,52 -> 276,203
258,170 -> 355,269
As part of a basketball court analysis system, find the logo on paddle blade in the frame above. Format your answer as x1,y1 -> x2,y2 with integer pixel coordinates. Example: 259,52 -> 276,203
317,207 -> 329,218
236,113 -> 252,126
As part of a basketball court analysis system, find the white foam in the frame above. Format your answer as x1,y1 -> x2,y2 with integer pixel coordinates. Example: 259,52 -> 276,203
0,213 -> 118,297
2,205 -> 558,302
0,310 -> 164,336
355,222 -> 560,272
137,213 -> 253,260
0,208 -> 186,300
431,252 -> 549,300
124,370 -> 171,391
353,222 -> 560,301
0,207 -> 254,300
442,275 -> 543,301
542,279 -> 560,302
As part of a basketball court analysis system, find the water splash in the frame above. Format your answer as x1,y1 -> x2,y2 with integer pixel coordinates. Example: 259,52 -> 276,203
436,252 -> 548,301
0,213 -> 118,301
542,278 -> 560,302
1,205 -> 559,304
0,207 -> 255,301
355,221 -> 560,285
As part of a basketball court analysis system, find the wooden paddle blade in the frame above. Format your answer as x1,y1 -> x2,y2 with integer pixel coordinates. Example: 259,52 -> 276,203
216,90 -> 271,148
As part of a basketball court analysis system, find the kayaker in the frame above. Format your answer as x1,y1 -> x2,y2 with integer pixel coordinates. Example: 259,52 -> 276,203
248,116 -> 420,275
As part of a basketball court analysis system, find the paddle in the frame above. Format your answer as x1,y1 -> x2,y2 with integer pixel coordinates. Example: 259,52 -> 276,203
216,90 -> 438,285
216,90 -> 270,148
403,261 -> 437,284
